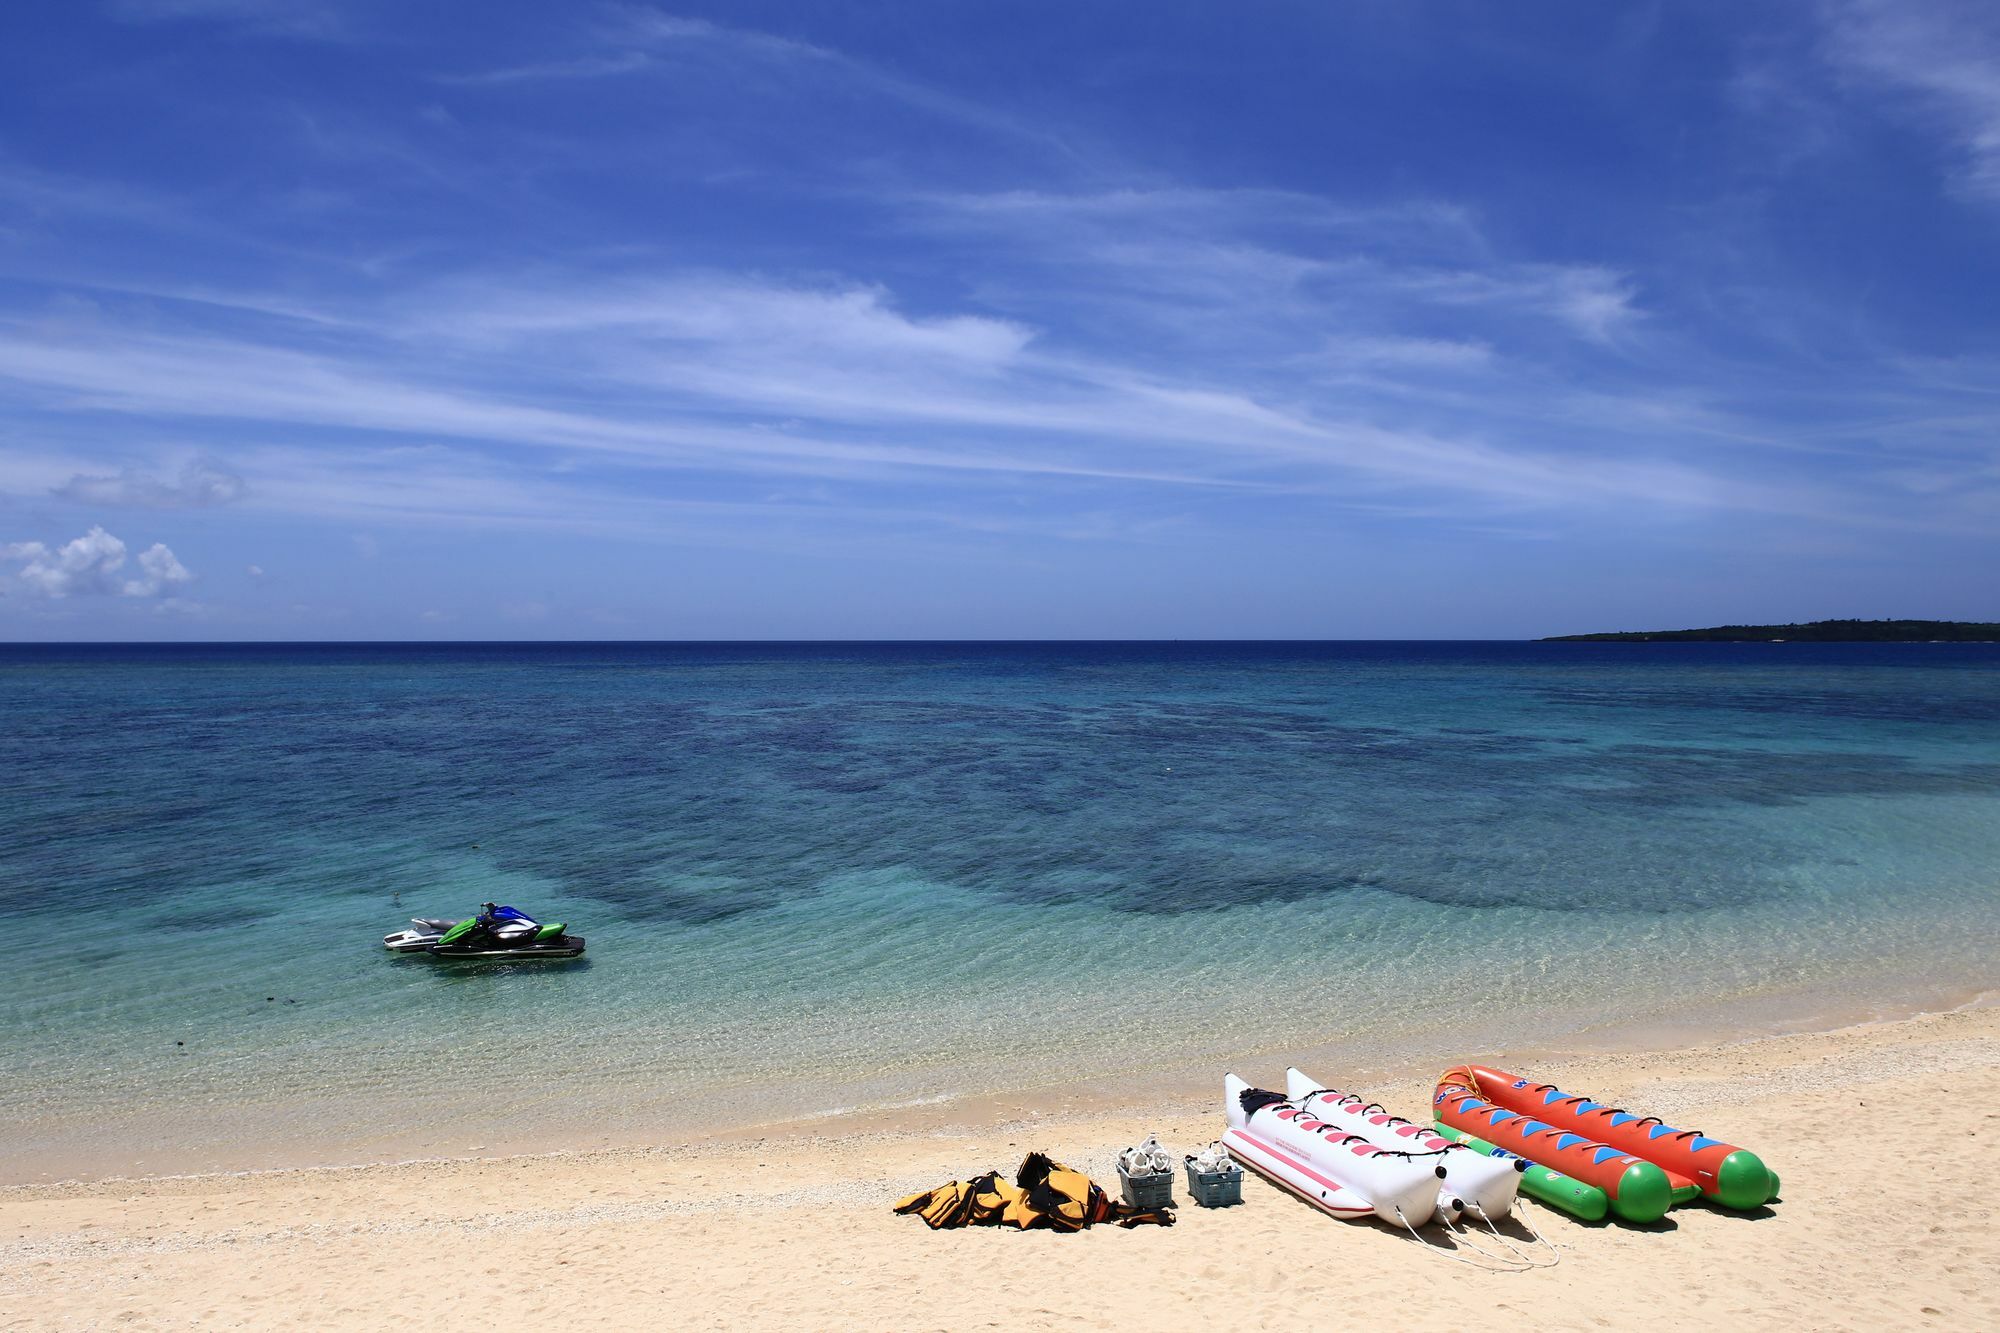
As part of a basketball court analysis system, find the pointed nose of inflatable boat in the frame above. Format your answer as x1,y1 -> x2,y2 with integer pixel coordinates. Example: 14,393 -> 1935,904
1223,1073 -> 1250,1129
1284,1066 -> 1323,1101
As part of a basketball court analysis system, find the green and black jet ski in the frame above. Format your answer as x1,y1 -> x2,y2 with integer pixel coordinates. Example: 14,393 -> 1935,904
390,903 -> 585,960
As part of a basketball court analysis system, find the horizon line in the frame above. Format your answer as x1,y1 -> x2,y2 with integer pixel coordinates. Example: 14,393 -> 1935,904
0,635 -> 1984,648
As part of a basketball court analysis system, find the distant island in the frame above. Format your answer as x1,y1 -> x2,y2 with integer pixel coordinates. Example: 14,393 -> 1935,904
1543,619 -> 2000,642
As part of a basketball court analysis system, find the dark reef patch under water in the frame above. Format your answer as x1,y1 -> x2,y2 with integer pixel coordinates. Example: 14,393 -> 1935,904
3,641 -> 1998,923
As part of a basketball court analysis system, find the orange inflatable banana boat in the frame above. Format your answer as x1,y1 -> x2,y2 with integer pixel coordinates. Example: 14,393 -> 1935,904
1453,1065 -> 1778,1211
1434,1065 -> 1682,1223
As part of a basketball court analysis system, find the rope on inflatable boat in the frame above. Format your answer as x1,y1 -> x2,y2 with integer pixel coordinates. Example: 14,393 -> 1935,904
1432,1209 -> 1534,1271
1502,1198 -> 1563,1269
1391,1206 -> 1533,1274
1464,1199 -> 1561,1271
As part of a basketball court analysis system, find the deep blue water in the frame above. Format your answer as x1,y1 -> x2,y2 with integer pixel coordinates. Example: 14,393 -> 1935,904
4,641 -> 1998,1177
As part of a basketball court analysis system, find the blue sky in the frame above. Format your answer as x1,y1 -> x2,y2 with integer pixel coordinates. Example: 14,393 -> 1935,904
2,0 -> 1998,638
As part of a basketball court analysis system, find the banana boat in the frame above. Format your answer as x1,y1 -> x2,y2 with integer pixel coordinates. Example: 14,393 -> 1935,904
1219,1128 -> 1375,1221
1434,1065 -> 1680,1223
1431,1122 -> 1609,1221
1284,1067 -> 1524,1221
1225,1074 -> 1446,1226
1451,1065 -> 1779,1210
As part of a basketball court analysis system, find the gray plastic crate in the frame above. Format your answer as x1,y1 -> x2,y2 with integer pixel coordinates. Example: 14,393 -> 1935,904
1117,1163 -> 1174,1211
1183,1159 -> 1244,1208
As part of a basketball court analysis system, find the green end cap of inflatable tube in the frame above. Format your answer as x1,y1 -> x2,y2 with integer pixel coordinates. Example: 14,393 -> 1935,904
1764,1169 -> 1781,1204
1609,1161 -> 1673,1224
1713,1150 -> 1774,1210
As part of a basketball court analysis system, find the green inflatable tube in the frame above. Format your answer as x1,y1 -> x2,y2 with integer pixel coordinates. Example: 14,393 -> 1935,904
1433,1122 -> 1609,1222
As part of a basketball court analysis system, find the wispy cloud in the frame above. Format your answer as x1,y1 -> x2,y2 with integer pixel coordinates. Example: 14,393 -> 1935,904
0,253 -> 1741,522
53,459 -> 246,508
0,310 -> 1245,492
1819,0 -> 2000,200
444,7 -> 1084,163
903,187 -> 1640,348
444,51 -> 654,86
448,11 -> 835,85
1385,263 -> 1641,344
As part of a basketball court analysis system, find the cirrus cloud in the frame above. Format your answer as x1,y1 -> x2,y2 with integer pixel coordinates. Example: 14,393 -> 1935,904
53,459 -> 247,509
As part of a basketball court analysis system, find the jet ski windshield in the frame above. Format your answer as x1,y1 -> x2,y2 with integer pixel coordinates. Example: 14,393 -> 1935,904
449,903 -> 542,942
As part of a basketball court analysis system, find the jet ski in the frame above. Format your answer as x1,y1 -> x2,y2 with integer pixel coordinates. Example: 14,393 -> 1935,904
383,918 -> 460,952
384,904 -> 585,960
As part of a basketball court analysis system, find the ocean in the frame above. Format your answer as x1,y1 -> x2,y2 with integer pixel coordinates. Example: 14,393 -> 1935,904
4,641 -> 1997,1180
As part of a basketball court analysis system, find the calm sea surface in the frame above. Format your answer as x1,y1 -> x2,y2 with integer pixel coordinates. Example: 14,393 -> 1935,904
4,642 -> 1997,1178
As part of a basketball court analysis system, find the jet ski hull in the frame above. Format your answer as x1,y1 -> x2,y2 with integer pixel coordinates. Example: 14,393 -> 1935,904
425,935 -> 585,960
384,918 -> 463,952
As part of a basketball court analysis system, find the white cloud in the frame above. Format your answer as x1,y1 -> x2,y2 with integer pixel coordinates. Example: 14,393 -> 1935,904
1820,0 -> 2000,200
53,459 -> 246,508
2,526 -> 194,598
129,542 -> 194,596
414,277 -> 1033,367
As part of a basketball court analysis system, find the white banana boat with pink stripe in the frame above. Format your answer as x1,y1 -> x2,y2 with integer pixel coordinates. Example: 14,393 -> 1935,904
1285,1066 -> 1526,1222
1219,1127 -> 1374,1221
1223,1073 -> 1446,1226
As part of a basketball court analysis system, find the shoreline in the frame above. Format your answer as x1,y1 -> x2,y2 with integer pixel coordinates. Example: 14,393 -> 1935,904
7,964 -> 1992,1184
9,977 -> 1994,1190
7,1003 -> 1997,1329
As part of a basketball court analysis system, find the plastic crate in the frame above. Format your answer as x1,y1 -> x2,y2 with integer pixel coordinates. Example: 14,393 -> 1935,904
1183,1159 -> 1244,1208
1118,1162 -> 1175,1211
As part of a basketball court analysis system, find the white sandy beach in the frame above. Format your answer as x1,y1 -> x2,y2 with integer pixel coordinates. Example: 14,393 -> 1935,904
5,1003 -> 1996,1331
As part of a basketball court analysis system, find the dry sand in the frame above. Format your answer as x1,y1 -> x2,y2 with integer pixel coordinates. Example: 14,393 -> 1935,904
4,1003 -> 1996,1331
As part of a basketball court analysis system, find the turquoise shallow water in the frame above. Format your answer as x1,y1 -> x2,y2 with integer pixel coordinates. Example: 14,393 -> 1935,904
3,641 -> 1998,1179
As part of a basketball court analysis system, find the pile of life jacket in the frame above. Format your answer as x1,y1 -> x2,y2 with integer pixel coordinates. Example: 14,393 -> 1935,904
893,1152 -> 1176,1231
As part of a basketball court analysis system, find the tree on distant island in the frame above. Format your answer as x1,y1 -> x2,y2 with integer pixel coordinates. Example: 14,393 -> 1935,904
1541,619 -> 2000,642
